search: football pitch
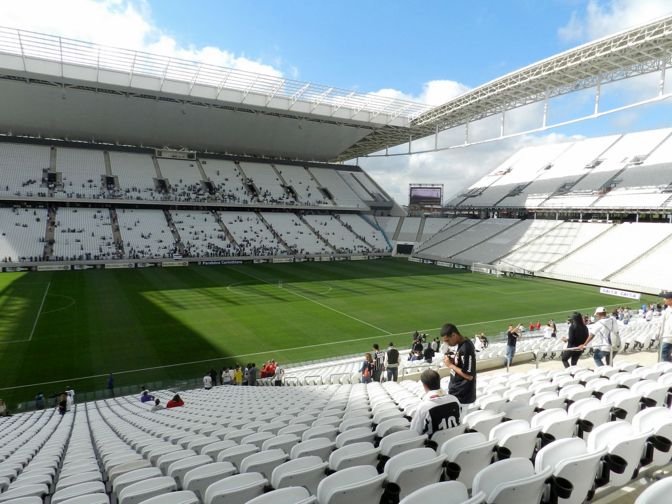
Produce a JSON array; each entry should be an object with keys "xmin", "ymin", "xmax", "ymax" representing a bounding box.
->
[{"xmin": 0, "ymin": 258, "xmax": 651, "ymax": 407}]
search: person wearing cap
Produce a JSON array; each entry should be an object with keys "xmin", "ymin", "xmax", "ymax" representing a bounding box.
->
[
  {"xmin": 659, "ymin": 291, "xmax": 672, "ymax": 362},
  {"xmin": 441, "ymin": 323, "xmax": 476, "ymax": 411},
  {"xmin": 581, "ymin": 306, "xmax": 620, "ymax": 366}
]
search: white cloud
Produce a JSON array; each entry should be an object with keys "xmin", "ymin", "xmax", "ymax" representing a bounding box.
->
[
  {"xmin": 558, "ymin": 0, "xmax": 672, "ymax": 43},
  {"xmin": 0, "ymin": 0, "xmax": 282, "ymax": 76},
  {"xmin": 362, "ymin": 1, "xmax": 672, "ymax": 208},
  {"xmin": 371, "ymin": 79, "xmax": 469, "ymax": 106},
  {"xmin": 359, "ymin": 118, "xmax": 577, "ymax": 205}
]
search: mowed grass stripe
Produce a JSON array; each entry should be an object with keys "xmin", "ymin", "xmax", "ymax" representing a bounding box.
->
[{"xmin": 0, "ymin": 258, "xmax": 653, "ymax": 406}]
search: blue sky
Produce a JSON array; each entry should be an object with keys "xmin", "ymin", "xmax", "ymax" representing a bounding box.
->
[
  {"xmin": 148, "ymin": 0, "xmax": 585, "ymax": 94},
  {"xmin": 2, "ymin": 0, "xmax": 672, "ymax": 203}
]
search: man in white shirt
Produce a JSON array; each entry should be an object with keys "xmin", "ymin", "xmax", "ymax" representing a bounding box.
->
[
  {"xmin": 659, "ymin": 291, "xmax": 672, "ymax": 362},
  {"xmin": 581, "ymin": 307, "xmax": 620, "ymax": 366},
  {"xmin": 203, "ymin": 373, "xmax": 213, "ymax": 390},
  {"xmin": 410, "ymin": 369, "xmax": 461, "ymax": 438}
]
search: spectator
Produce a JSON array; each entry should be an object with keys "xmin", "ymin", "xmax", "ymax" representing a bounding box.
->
[
  {"xmin": 166, "ymin": 394, "xmax": 184, "ymax": 408},
  {"xmin": 562, "ymin": 312, "xmax": 588, "ymax": 368},
  {"xmin": 203, "ymin": 373, "xmax": 213, "ymax": 390},
  {"xmin": 221, "ymin": 367, "xmax": 232, "ymax": 385},
  {"xmin": 581, "ymin": 307, "xmax": 620, "ymax": 366},
  {"xmin": 659, "ymin": 291, "xmax": 672, "ymax": 362},
  {"xmin": 410, "ymin": 370, "xmax": 460, "ymax": 437},
  {"xmin": 274, "ymin": 364, "xmax": 284, "ymax": 386},
  {"xmin": 65, "ymin": 386, "xmax": 74, "ymax": 412},
  {"xmin": 371, "ymin": 344, "xmax": 385, "ymax": 382},
  {"xmin": 441, "ymin": 323, "xmax": 476, "ymax": 413},
  {"xmin": 57, "ymin": 393, "xmax": 68, "ymax": 415},
  {"xmin": 412, "ymin": 336, "xmax": 424, "ymax": 354},
  {"xmin": 474, "ymin": 335, "xmax": 483, "ymax": 352},
  {"xmin": 248, "ymin": 363, "xmax": 257, "ymax": 386},
  {"xmin": 107, "ymin": 374, "xmax": 115, "ymax": 397},
  {"xmin": 140, "ymin": 389, "xmax": 155, "ymax": 403},
  {"xmin": 506, "ymin": 324, "xmax": 519, "ymax": 366},
  {"xmin": 35, "ymin": 393, "xmax": 45, "ymax": 410},
  {"xmin": 423, "ymin": 344, "xmax": 435, "ymax": 363},
  {"xmin": 385, "ymin": 342, "xmax": 400, "ymax": 382},
  {"xmin": 543, "ymin": 322, "xmax": 554, "ymax": 339},
  {"xmin": 234, "ymin": 366, "xmax": 243, "ymax": 385},
  {"xmin": 360, "ymin": 353, "xmax": 373, "ymax": 384},
  {"xmin": 0, "ymin": 399, "xmax": 8, "ymax": 417},
  {"xmin": 151, "ymin": 398, "xmax": 164, "ymax": 411},
  {"xmin": 209, "ymin": 368, "xmax": 218, "ymax": 386}
]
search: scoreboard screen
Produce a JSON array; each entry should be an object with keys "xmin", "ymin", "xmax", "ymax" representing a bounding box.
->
[{"xmin": 409, "ymin": 186, "xmax": 442, "ymax": 205}]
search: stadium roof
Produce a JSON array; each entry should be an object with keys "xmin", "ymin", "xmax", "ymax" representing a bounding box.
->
[
  {"xmin": 338, "ymin": 14, "xmax": 672, "ymax": 161},
  {"xmin": 0, "ymin": 26, "xmax": 430, "ymax": 161},
  {"xmin": 1, "ymin": 16, "xmax": 672, "ymax": 163}
]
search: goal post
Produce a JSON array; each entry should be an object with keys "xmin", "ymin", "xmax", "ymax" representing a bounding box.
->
[{"xmin": 471, "ymin": 262, "xmax": 502, "ymax": 277}]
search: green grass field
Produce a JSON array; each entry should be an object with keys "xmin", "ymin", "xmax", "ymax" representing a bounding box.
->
[{"xmin": 0, "ymin": 258, "xmax": 652, "ymax": 407}]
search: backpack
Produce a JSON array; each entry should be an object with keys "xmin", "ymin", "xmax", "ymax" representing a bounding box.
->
[
  {"xmin": 362, "ymin": 363, "xmax": 371, "ymax": 378},
  {"xmin": 607, "ymin": 319, "xmax": 621, "ymax": 350},
  {"xmin": 387, "ymin": 348, "xmax": 399, "ymax": 365}
]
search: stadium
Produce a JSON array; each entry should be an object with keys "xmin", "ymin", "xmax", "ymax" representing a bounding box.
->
[{"xmin": 1, "ymin": 6, "xmax": 672, "ymax": 504}]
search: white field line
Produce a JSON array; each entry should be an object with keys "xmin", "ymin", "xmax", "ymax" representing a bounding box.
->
[
  {"xmin": 1, "ymin": 281, "xmax": 52, "ymax": 344},
  {"xmin": 234, "ymin": 267, "xmax": 392, "ymax": 335},
  {"xmin": 28, "ymin": 281, "xmax": 50, "ymax": 341},
  {"xmin": 0, "ymin": 301, "xmax": 634, "ymax": 391}
]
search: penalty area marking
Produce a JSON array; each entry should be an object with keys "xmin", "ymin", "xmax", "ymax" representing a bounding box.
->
[
  {"xmin": 0, "ymin": 281, "xmax": 51, "ymax": 345},
  {"xmin": 41, "ymin": 294, "xmax": 76, "ymax": 315},
  {"xmin": 234, "ymin": 267, "xmax": 392, "ymax": 335}
]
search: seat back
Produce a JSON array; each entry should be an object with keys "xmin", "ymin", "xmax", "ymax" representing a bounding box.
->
[
  {"xmin": 290, "ymin": 438, "xmax": 335, "ymax": 461},
  {"xmin": 398, "ymin": 481, "xmax": 486, "ymax": 504},
  {"xmin": 167, "ymin": 454, "xmax": 213, "ymax": 489},
  {"xmin": 316, "ymin": 465, "xmax": 385, "ymax": 504},
  {"xmin": 183, "ymin": 462, "xmax": 237, "ymax": 501},
  {"xmin": 239, "ymin": 449, "xmax": 287, "ymax": 479},
  {"xmin": 216, "ymin": 444, "xmax": 259, "ymax": 470},
  {"xmin": 271, "ymin": 456, "xmax": 328, "ymax": 495},
  {"xmin": 431, "ymin": 424, "xmax": 467, "ymax": 450},
  {"xmin": 634, "ymin": 475, "xmax": 672, "ymax": 504},
  {"xmin": 441, "ymin": 433, "xmax": 497, "ymax": 489},
  {"xmin": 587, "ymin": 421, "xmax": 650, "ymax": 487},
  {"xmin": 473, "ymin": 458, "xmax": 551, "ymax": 504},
  {"xmin": 334, "ymin": 427, "xmax": 375, "ymax": 448},
  {"xmin": 203, "ymin": 472, "xmax": 267, "ymax": 504},
  {"xmin": 200, "ymin": 440, "xmax": 237, "ymax": 460},
  {"xmin": 262, "ymin": 434, "xmax": 301, "ymax": 454},
  {"xmin": 379, "ymin": 431, "xmax": 426, "ymax": 458},
  {"xmin": 328, "ymin": 442, "xmax": 379, "ymax": 471},
  {"xmin": 118, "ymin": 476, "xmax": 177, "ymax": 504},
  {"xmin": 384, "ymin": 448, "xmax": 447, "ymax": 499},
  {"xmin": 246, "ymin": 487, "xmax": 315, "ymax": 504}
]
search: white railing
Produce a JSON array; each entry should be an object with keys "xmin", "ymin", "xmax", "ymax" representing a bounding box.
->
[{"xmin": 0, "ymin": 26, "xmax": 431, "ymax": 121}]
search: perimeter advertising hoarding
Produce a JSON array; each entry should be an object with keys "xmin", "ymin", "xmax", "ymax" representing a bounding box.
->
[{"xmin": 409, "ymin": 186, "xmax": 442, "ymax": 206}]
